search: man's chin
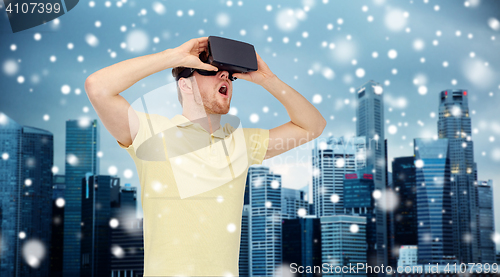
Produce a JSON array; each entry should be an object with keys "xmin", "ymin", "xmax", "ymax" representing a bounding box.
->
[
  {"xmin": 216, "ymin": 105, "xmax": 231, "ymax": 115},
  {"xmin": 217, "ymin": 109, "xmax": 230, "ymax": 115},
  {"xmin": 205, "ymin": 107, "xmax": 230, "ymax": 115}
]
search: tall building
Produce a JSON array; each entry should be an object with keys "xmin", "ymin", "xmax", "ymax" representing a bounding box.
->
[
  {"xmin": 63, "ymin": 119, "xmax": 99, "ymax": 277},
  {"xmin": 343, "ymin": 171, "xmax": 374, "ymax": 212},
  {"xmin": 248, "ymin": 166, "xmax": 282, "ymax": 277},
  {"xmin": 50, "ymin": 175, "xmax": 66, "ymax": 277},
  {"xmin": 81, "ymin": 175, "xmax": 116, "ymax": 276},
  {"xmin": 437, "ymin": 89, "xmax": 478, "ymax": 263},
  {"xmin": 0, "ymin": 114, "xmax": 53, "ymax": 277},
  {"xmin": 117, "ymin": 183, "xmax": 137, "ymax": 212},
  {"xmin": 110, "ymin": 218, "xmax": 143, "ymax": 277},
  {"xmin": 391, "ymin": 157, "xmax": 418, "ymax": 248},
  {"xmin": 321, "ymin": 215, "xmax": 367, "ymax": 277},
  {"xmin": 355, "ymin": 80, "xmax": 388, "ymax": 266},
  {"xmin": 110, "ymin": 184, "xmax": 144, "ymax": 277},
  {"xmin": 282, "ymin": 216, "xmax": 321, "ymax": 277},
  {"xmin": 281, "ymin": 188, "xmax": 309, "ymax": 219},
  {"xmin": 414, "ymin": 138, "xmax": 454, "ymax": 264},
  {"xmin": 343, "ymin": 170, "xmax": 377, "ymax": 269},
  {"xmin": 476, "ymin": 180, "xmax": 495, "ymax": 263},
  {"xmin": 239, "ymin": 205, "xmax": 250, "ymax": 277},
  {"xmin": 312, "ymin": 136, "xmax": 366, "ymax": 217}
]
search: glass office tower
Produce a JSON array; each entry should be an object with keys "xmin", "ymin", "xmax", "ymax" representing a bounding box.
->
[
  {"xmin": 355, "ymin": 80, "xmax": 388, "ymax": 266},
  {"xmin": 391, "ymin": 156, "xmax": 418, "ymax": 248},
  {"xmin": 414, "ymin": 138, "xmax": 454, "ymax": 264},
  {"xmin": 312, "ymin": 136, "xmax": 366, "ymax": 217},
  {"xmin": 321, "ymin": 215, "xmax": 367, "ymax": 277},
  {"xmin": 110, "ymin": 184, "xmax": 143, "ymax": 277},
  {"xmin": 239, "ymin": 205, "xmax": 250, "ymax": 277},
  {"xmin": 476, "ymin": 180, "xmax": 495, "ymax": 263},
  {"xmin": 437, "ymin": 89, "xmax": 478, "ymax": 263},
  {"xmin": 282, "ymin": 216, "xmax": 321, "ymax": 277},
  {"xmin": 0, "ymin": 114, "xmax": 53, "ymax": 277},
  {"xmin": 343, "ymin": 170, "xmax": 377, "ymax": 269},
  {"xmin": 62, "ymin": 119, "xmax": 99, "ymax": 277},
  {"xmin": 281, "ymin": 188, "xmax": 309, "ymax": 219},
  {"xmin": 80, "ymin": 175, "xmax": 115, "ymax": 276},
  {"xmin": 248, "ymin": 166, "xmax": 282, "ymax": 277}
]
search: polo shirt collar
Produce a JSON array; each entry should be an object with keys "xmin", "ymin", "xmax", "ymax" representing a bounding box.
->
[{"xmin": 171, "ymin": 114, "xmax": 227, "ymax": 139}]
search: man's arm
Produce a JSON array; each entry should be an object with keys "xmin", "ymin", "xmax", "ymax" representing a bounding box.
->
[
  {"xmin": 84, "ymin": 37, "xmax": 217, "ymax": 147},
  {"xmin": 233, "ymin": 53, "xmax": 327, "ymax": 159}
]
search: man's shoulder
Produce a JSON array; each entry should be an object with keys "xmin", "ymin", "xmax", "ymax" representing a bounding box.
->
[{"xmin": 241, "ymin": 127, "xmax": 269, "ymax": 142}]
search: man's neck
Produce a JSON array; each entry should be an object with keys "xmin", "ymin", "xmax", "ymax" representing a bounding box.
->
[{"xmin": 182, "ymin": 111, "xmax": 221, "ymax": 134}]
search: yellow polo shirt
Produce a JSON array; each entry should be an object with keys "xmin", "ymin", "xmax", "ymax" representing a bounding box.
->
[{"xmin": 117, "ymin": 111, "xmax": 269, "ymax": 277}]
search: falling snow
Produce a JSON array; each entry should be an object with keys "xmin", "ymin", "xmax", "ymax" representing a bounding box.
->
[{"xmin": 1, "ymin": 1, "xmax": 500, "ymax": 262}]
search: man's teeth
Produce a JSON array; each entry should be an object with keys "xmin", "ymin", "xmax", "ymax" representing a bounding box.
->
[{"xmin": 220, "ymin": 85, "xmax": 227, "ymax": 95}]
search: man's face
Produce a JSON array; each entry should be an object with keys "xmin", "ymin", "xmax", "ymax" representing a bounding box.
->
[{"xmin": 192, "ymin": 70, "xmax": 233, "ymax": 115}]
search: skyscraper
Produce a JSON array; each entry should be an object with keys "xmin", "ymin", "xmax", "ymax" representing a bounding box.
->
[
  {"xmin": 414, "ymin": 138, "xmax": 454, "ymax": 264},
  {"xmin": 282, "ymin": 216, "xmax": 321, "ymax": 277},
  {"xmin": 50, "ymin": 175, "xmax": 65, "ymax": 277},
  {"xmin": 343, "ymin": 170, "xmax": 377, "ymax": 268},
  {"xmin": 239, "ymin": 205, "xmax": 250, "ymax": 277},
  {"xmin": 355, "ymin": 80, "xmax": 388, "ymax": 266},
  {"xmin": 248, "ymin": 166, "xmax": 282, "ymax": 277},
  {"xmin": 391, "ymin": 157, "xmax": 418, "ymax": 248},
  {"xmin": 356, "ymin": 81, "xmax": 386, "ymax": 189},
  {"xmin": 50, "ymin": 175, "xmax": 66, "ymax": 277},
  {"xmin": 437, "ymin": 89, "xmax": 478, "ymax": 263},
  {"xmin": 321, "ymin": 215, "xmax": 367, "ymax": 276},
  {"xmin": 0, "ymin": 114, "xmax": 54, "ymax": 277},
  {"xmin": 110, "ymin": 184, "xmax": 143, "ymax": 277},
  {"xmin": 476, "ymin": 180, "xmax": 495, "ymax": 263},
  {"xmin": 281, "ymin": 188, "xmax": 309, "ymax": 219},
  {"xmin": 312, "ymin": 136, "xmax": 366, "ymax": 217},
  {"xmin": 81, "ymin": 175, "xmax": 116, "ymax": 276},
  {"xmin": 63, "ymin": 119, "xmax": 99, "ymax": 277}
]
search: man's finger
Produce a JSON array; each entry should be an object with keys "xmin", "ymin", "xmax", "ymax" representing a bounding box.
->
[
  {"xmin": 195, "ymin": 37, "xmax": 209, "ymax": 43},
  {"xmin": 232, "ymin": 73, "xmax": 248, "ymax": 80},
  {"xmin": 200, "ymin": 64, "xmax": 218, "ymax": 71}
]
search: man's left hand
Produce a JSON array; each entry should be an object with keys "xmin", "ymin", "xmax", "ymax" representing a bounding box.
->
[{"xmin": 232, "ymin": 52, "xmax": 276, "ymax": 86}]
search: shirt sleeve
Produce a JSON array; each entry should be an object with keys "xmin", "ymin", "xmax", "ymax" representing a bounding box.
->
[
  {"xmin": 116, "ymin": 110, "xmax": 153, "ymax": 158},
  {"xmin": 243, "ymin": 128, "xmax": 270, "ymax": 165}
]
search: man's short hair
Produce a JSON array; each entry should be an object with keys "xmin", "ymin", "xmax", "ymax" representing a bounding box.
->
[{"xmin": 172, "ymin": 67, "xmax": 187, "ymax": 107}]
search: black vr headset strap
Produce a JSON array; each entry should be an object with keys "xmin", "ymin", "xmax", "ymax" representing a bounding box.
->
[{"xmin": 176, "ymin": 68, "xmax": 195, "ymax": 81}]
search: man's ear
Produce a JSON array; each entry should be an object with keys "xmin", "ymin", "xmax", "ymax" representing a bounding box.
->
[{"xmin": 179, "ymin": 78, "xmax": 193, "ymax": 94}]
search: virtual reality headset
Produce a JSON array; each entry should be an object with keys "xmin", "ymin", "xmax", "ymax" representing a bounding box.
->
[{"xmin": 175, "ymin": 36, "xmax": 258, "ymax": 81}]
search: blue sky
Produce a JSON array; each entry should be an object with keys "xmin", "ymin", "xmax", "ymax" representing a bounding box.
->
[{"xmin": 1, "ymin": 0, "xmax": 500, "ymax": 240}]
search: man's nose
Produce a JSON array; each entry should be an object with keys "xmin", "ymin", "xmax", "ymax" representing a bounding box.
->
[{"xmin": 218, "ymin": 70, "xmax": 230, "ymax": 80}]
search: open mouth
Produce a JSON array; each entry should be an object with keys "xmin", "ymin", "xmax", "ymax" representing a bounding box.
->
[{"xmin": 219, "ymin": 84, "xmax": 228, "ymax": 96}]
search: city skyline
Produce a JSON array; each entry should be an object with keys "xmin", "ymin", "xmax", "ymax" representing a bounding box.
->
[{"xmin": 0, "ymin": 112, "xmax": 497, "ymax": 275}]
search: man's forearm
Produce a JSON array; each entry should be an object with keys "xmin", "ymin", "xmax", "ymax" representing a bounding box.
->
[
  {"xmin": 262, "ymin": 76, "xmax": 326, "ymax": 134},
  {"xmin": 86, "ymin": 49, "xmax": 179, "ymax": 97}
]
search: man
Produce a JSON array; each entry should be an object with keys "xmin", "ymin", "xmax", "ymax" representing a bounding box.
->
[{"xmin": 85, "ymin": 37, "xmax": 326, "ymax": 276}]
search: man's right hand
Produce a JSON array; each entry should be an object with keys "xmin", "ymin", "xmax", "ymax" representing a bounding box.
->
[{"xmin": 170, "ymin": 37, "xmax": 219, "ymax": 71}]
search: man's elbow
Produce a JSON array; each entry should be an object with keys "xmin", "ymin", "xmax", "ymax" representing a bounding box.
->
[
  {"xmin": 310, "ymin": 118, "xmax": 327, "ymax": 139},
  {"xmin": 84, "ymin": 74, "xmax": 100, "ymax": 98}
]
